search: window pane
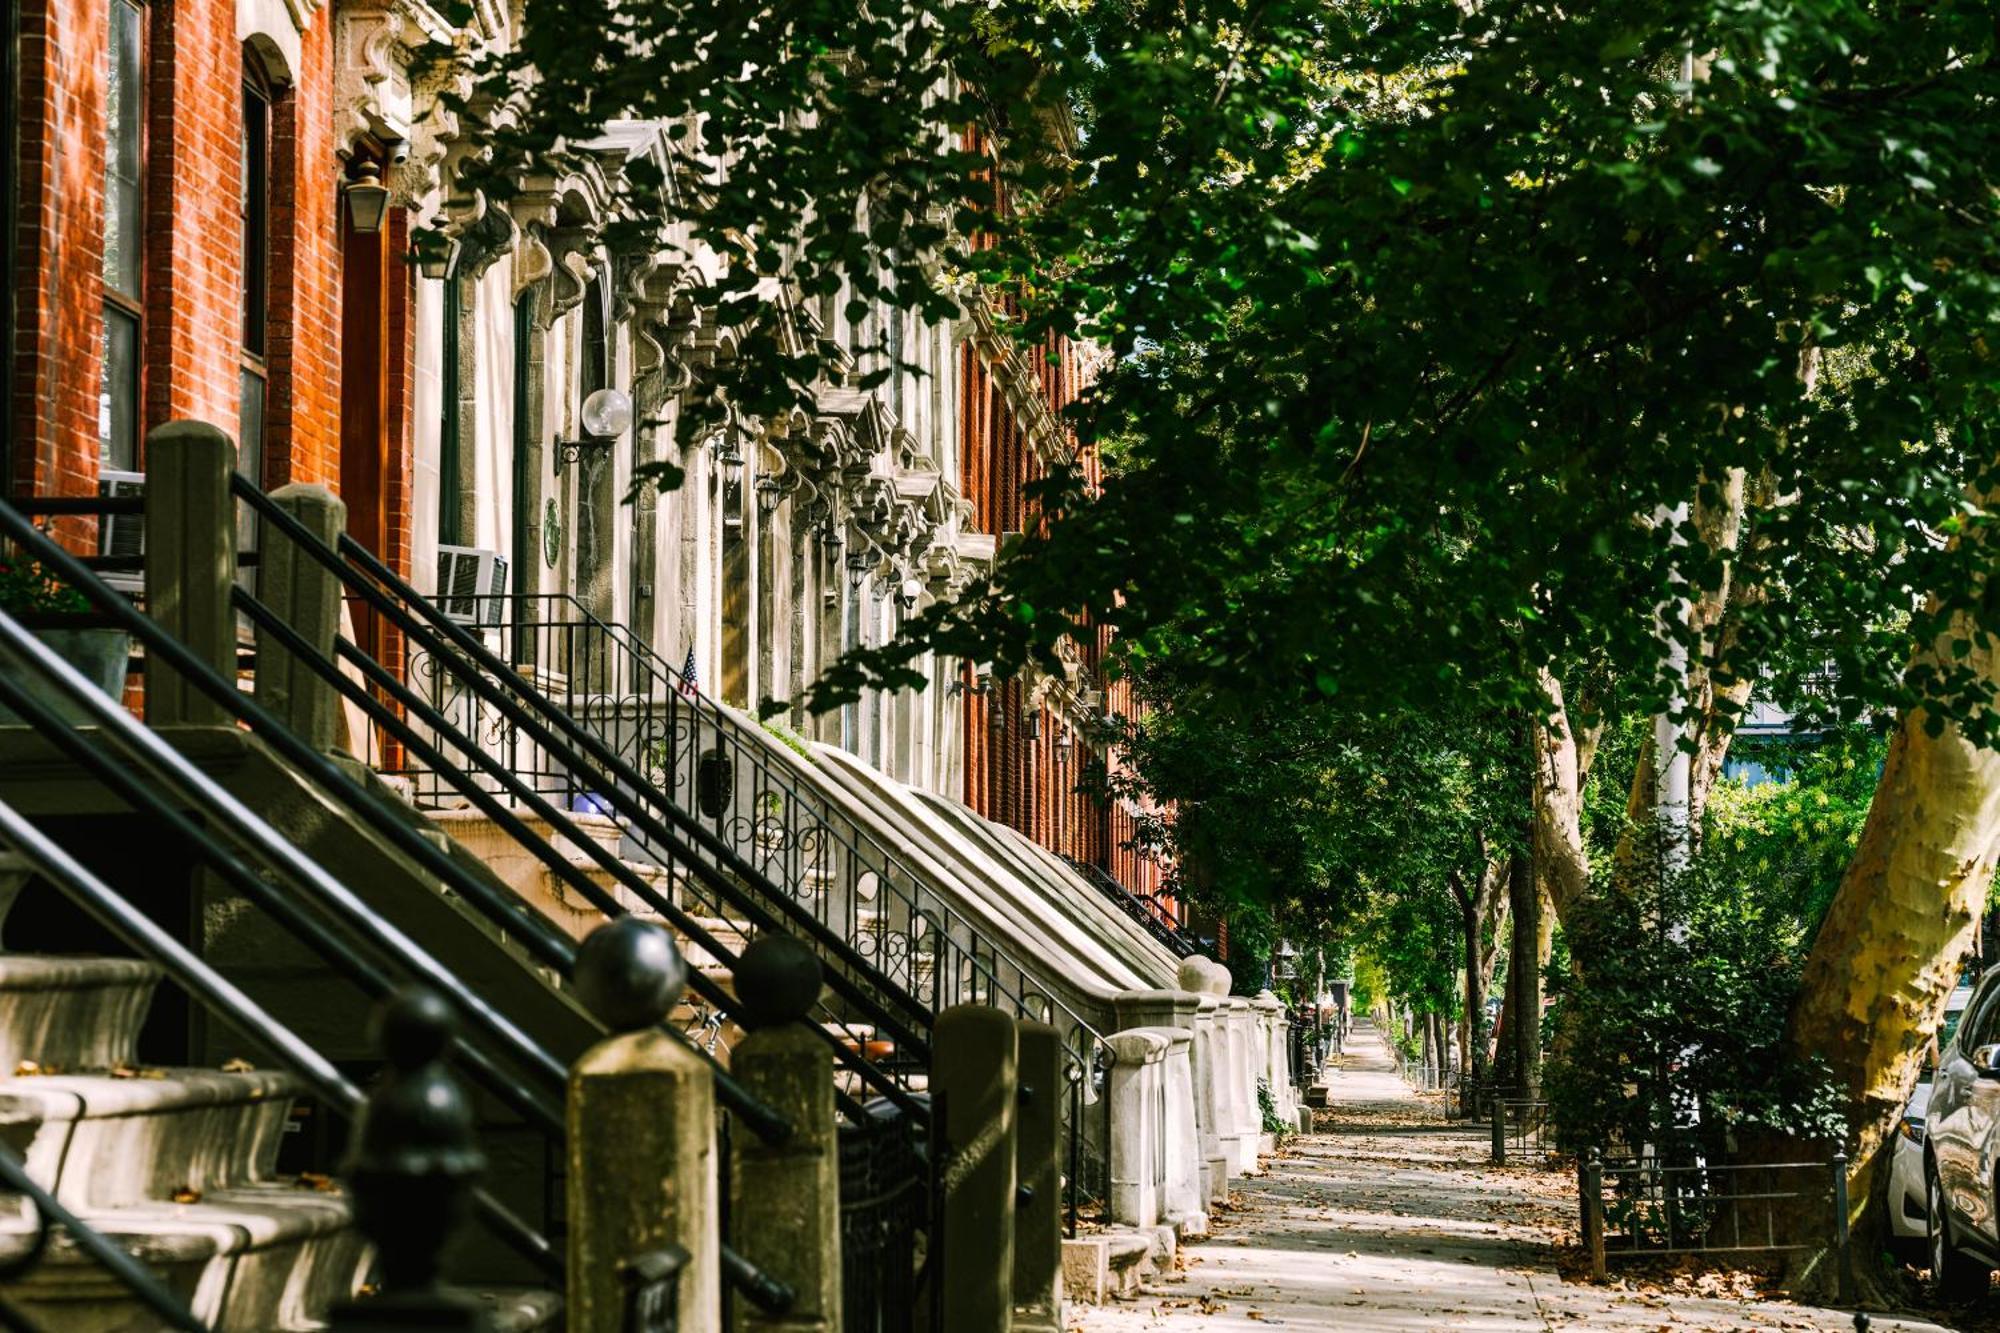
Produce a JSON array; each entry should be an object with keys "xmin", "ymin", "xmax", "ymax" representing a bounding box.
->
[
  {"xmin": 238, "ymin": 368, "xmax": 265, "ymax": 487},
  {"xmin": 241, "ymin": 77, "xmax": 269, "ymax": 355},
  {"xmin": 104, "ymin": 0, "xmax": 143, "ymax": 299},
  {"xmin": 99, "ymin": 305, "xmax": 139, "ymax": 470}
]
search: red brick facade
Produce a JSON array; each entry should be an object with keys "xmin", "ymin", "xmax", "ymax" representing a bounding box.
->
[
  {"xmin": 11, "ymin": 0, "xmax": 108, "ymax": 497},
  {"xmin": 10, "ymin": 0, "xmax": 343, "ymax": 502},
  {"xmin": 957, "ymin": 330, "xmax": 1171, "ymax": 908}
]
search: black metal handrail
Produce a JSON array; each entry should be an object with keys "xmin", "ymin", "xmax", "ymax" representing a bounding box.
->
[
  {"xmin": 0, "ymin": 612, "xmax": 560, "ymax": 1272},
  {"xmin": 231, "ymin": 484, "xmax": 939, "ymax": 1072},
  {"xmin": 0, "ymin": 499, "xmax": 792, "ymax": 1145},
  {"xmin": 0, "ymin": 590, "xmax": 803, "ymax": 1310},
  {"xmin": 1061, "ymin": 854, "xmax": 1200, "ymax": 958},
  {"xmin": 233, "ymin": 584, "xmax": 906, "ymax": 1123},
  {"xmin": 420, "ymin": 586, "xmax": 1108, "ymax": 1057}
]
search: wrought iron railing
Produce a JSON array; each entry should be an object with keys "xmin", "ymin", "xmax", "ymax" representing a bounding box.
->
[
  {"xmin": 1489, "ymin": 1098, "xmax": 1552, "ymax": 1165},
  {"xmin": 222, "ymin": 484, "xmax": 927, "ymax": 1120},
  {"xmin": 1061, "ymin": 854, "xmax": 1200, "ymax": 958},
  {"xmin": 838, "ymin": 1110, "xmax": 927, "ymax": 1333},
  {"xmin": 443, "ymin": 595, "xmax": 1107, "ymax": 1042},
  {"xmin": 0, "ymin": 562, "xmax": 805, "ymax": 1315}
]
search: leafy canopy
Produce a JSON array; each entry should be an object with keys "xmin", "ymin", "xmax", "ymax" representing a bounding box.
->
[{"xmin": 445, "ymin": 0, "xmax": 2000, "ymax": 733}]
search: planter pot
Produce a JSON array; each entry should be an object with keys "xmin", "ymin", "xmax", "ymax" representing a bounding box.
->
[{"xmin": 0, "ymin": 626, "xmax": 132, "ymax": 726}]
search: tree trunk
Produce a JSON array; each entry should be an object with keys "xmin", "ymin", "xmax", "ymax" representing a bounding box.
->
[
  {"xmin": 1453, "ymin": 849, "xmax": 1508, "ymax": 1090},
  {"xmin": 1780, "ymin": 686, "xmax": 2000, "ymax": 1292},
  {"xmin": 1532, "ymin": 670, "xmax": 1594, "ymax": 925},
  {"xmin": 1507, "ymin": 848, "xmax": 1543, "ymax": 1096},
  {"xmin": 1461, "ymin": 891, "xmax": 1481, "ymax": 1081}
]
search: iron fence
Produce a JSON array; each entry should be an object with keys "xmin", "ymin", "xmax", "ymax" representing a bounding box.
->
[
  {"xmin": 1489, "ymin": 1098, "xmax": 1552, "ymax": 1164},
  {"xmin": 838, "ymin": 1109, "xmax": 927, "ymax": 1333},
  {"xmin": 1578, "ymin": 1149, "xmax": 1853, "ymax": 1300}
]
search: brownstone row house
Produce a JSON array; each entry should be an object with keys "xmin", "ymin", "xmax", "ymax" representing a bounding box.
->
[{"xmin": 0, "ymin": 4, "xmax": 1246, "ymax": 1324}]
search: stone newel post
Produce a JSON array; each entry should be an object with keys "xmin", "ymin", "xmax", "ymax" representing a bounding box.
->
[
  {"xmin": 144, "ymin": 421, "xmax": 236, "ymax": 727},
  {"xmin": 935, "ymin": 1004, "xmax": 1020, "ymax": 1333},
  {"xmin": 727, "ymin": 934, "xmax": 841, "ymax": 1333},
  {"xmin": 255, "ymin": 483, "xmax": 346, "ymax": 752},
  {"xmin": 1012, "ymin": 1021, "xmax": 1063, "ymax": 1333},
  {"xmin": 1114, "ymin": 984, "xmax": 1208, "ymax": 1236},
  {"xmin": 567, "ymin": 917, "xmax": 719, "ymax": 1332}
]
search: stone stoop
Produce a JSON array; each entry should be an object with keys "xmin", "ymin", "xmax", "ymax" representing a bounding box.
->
[
  {"xmin": 0, "ymin": 954, "xmax": 369, "ymax": 1330},
  {"xmin": 1060, "ymin": 1230, "xmax": 1154, "ymax": 1304},
  {"xmin": 425, "ymin": 807, "xmax": 745, "ymax": 976},
  {"xmin": 1061, "ymin": 1221, "xmax": 1181, "ymax": 1306}
]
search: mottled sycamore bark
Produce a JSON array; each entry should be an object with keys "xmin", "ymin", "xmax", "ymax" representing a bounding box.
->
[{"xmin": 1783, "ymin": 643, "xmax": 2000, "ymax": 1285}]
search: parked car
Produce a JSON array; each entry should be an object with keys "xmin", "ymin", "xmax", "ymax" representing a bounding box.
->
[
  {"xmin": 1921, "ymin": 971, "xmax": 2000, "ymax": 1296},
  {"xmin": 1886, "ymin": 982, "xmax": 1971, "ymax": 1258}
]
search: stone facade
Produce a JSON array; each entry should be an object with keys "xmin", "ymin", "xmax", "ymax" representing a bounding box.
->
[{"xmin": 8, "ymin": 0, "xmax": 1173, "ymax": 948}]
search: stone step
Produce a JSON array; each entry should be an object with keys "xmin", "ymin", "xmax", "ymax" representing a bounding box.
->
[
  {"xmin": 1060, "ymin": 1229, "xmax": 1154, "ymax": 1304},
  {"xmin": 0, "ymin": 956, "xmax": 163, "ymax": 1075},
  {"xmin": 479, "ymin": 1286, "xmax": 565, "ymax": 1331},
  {"xmin": 1, "ymin": 1069, "xmax": 302, "ymax": 1209},
  {"xmin": 0, "ymin": 1183, "xmax": 362, "ymax": 1331}
]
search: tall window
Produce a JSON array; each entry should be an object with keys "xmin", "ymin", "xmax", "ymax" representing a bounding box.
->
[
  {"xmin": 100, "ymin": 0, "xmax": 145, "ymax": 471},
  {"xmin": 438, "ymin": 275, "xmax": 463, "ymax": 545},
  {"xmin": 239, "ymin": 55, "xmax": 271, "ymax": 491}
]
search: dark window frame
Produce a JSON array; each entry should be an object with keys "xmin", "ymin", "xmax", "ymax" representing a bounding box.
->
[
  {"xmin": 100, "ymin": 0, "xmax": 148, "ymax": 472},
  {"xmin": 239, "ymin": 50, "xmax": 272, "ymax": 491}
]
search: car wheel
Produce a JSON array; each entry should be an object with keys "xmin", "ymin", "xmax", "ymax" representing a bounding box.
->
[{"xmin": 1930, "ymin": 1158, "xmax": 1992, "ymax": 1302}]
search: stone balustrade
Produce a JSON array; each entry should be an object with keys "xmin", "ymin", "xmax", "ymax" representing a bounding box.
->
[{"xmin": 1099, "ymin": 953, "xmax": 1298, "ymax": 1245}]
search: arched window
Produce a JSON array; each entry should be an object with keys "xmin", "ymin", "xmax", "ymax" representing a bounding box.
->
[{"xmin": 239, "ymin": 52, "xmax": 272, "ymax": 491}]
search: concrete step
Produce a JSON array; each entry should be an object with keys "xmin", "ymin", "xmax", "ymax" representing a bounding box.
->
[
  {"xmin": 0, "ymin": 1183, "xmax": 362, "ymax": 1331},
  {"xmin": 0, "ymin": 1069, "xmax": 302, "ymax": 1209},
  {"xmin": 0, "ymin": 956, "xmax": 162, "ymax": 1075},
  {"xmin": 479, "ymin": 1286, "xmax": 565, "ymax": 1331},
  {"xmin": 1060, "ymin": 1228, "xmax": 1154, "ymax": 1304}
]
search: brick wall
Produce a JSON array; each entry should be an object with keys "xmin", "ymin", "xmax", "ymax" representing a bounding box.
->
[
  {"xmin": 958, "ymin": 310, "xmax": 1170, "ymax": 904},
  {"xmin": 11, "ymin": 0, "xmax": 344, "ymax": 502},
  {"xmin": 144, "ymin": 0, "xmax": 245, "ymax": 436},
  {"xmin": 11, "ymin": 0, "xmax": 107, "ymax": 498},
  {"xmin": 265, "ymin": 20, "xmax": 340, "ymax": 489}
]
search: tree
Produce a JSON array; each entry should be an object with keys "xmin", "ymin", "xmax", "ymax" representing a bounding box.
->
[{"xmin": 453, "ymin": 0, "xmax": 2000, "ymax": 1284}]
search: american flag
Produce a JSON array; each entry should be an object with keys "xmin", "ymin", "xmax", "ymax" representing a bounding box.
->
[{"xmin": 680, "ymin": 645, "xmax": 700, "ymax": 697}]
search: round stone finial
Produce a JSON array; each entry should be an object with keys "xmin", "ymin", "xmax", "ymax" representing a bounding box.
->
[
  {"xmin": 1175, "ymin": 958, "xmax": 1209, "ymax": 994},
  {"xmin": 732, "ymin": 933, "xmax": 824, "ymax": 1029},
  {"xmin": 1201, "ymin": 958, "xmax": 1232, "ymax": 996},
  {"xmin": 575, "ymin": 917, "xmax": 689, "ymax": 1033},
  {"xmin": 376, "ymin": 986, "xmax": 456, "ymax": 1072}
]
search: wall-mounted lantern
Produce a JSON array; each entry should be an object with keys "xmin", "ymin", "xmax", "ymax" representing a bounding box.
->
[
  {"xmin": 1023, "ymin": 710, "xmax": 1042, "ymax": 742},
  {"xmin": 1055, "ymin": 727, "xmax": 1073, "ymax": 763},
  {"xmin": 555, "ymin": 388, "xmax": 633, "ymax": 470},
  {"xmin": 755, "ymin": 474, "xmax": 784, "ymax": 514},
  {"xmin": 707, "ymin": 431, "xmax": 746, "ymax": 487},
  {"xmin": 343, "ymin": 160, "xmax": 390, "ymax": 235},
  {"xmin": 896, "ymin": 576, "xmax": 922, "ymax": 612},
  {"xmin": 846, "ymin": 548, "xmax": 872, "ymax": 589}
]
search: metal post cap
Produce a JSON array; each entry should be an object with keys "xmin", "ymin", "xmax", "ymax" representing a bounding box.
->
[
  {"xmin": 350, "ymin": 988, "xmax": 483, "ymax": 1182},
  {"xmin": 575, "ymin": 917, "xmax": 689, "ymax": 1033},
  {"xmin": 731, "ymin": 933, "xmax": 823, "ymax": 1029}
]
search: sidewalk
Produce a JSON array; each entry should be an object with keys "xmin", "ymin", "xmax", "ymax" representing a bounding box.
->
[{"xmin": 1066, "ymin": 1022, "xmax": 1950, "ymax": 1332}]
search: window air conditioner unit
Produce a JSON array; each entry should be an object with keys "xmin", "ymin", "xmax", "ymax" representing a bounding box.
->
[
  {"xmin": 435, "ymin": 545, "xmax": 508, "ymax": 628},
  {"xmin": 99, "ymin": 470, "xmax": 146, "ymax": 592}
]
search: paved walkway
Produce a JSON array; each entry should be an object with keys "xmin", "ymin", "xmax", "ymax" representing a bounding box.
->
[{"xmin": 1068, "ymin": 1023, "xmax": 1952, "ymax": 1332}]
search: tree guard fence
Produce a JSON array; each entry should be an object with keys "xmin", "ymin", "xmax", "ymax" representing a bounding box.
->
[{"xmin": 1577, "ymin": 1149, "xmax": 1854, "ymax": 1303}]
